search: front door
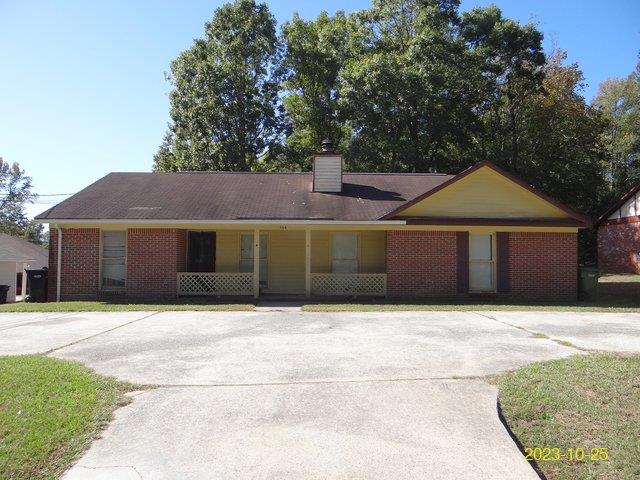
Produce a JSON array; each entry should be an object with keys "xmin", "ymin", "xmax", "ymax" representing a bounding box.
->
[
  {"xmin": 188, "ymin": 232, "xmax": 215, "ymax": 272},
  {"xmin": 240, "ymin": 233, "xmax": 268, "ymax": 285}
]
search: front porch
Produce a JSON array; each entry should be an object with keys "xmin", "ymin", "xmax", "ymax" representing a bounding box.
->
[{"xmin": 177, "ymin": 229, "xmax": 387, "ymax": 298}]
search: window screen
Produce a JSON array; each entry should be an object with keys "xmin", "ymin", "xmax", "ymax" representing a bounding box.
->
[
  {"xmin": 332, "ymin": 233, "xmax": 358, "ymax": 273},
  {"xmin": 469, "ymin": 234, "xmax": 494, "ymax": 292},
  {"xmin": 102, "ymin": 231, "xmax": 126, "ymax": 289}
]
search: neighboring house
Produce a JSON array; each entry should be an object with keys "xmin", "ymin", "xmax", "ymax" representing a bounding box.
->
[
  {"xmin": 35, "ymin": 143, "xmax": 590, "ymax": 302},
  {"xmin": 595, "ymin": 182, "xmax": 640, "ymax": 274},
  {"xmin": 0, "ymin": 233, "xmax": 48, "ymax": 302}
]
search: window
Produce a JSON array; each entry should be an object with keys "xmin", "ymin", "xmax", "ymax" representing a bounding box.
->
[
  {"xmin": 240, "ymin": 233, "xmax": 268, "ymax": 284},
  {"xmin": 469, "ymin": 233, "xmax": 495, "ymax": 292},
  {"xmin": 187, "ymin": 232, "xmax": 215, "ymax": 272},
  {"xmin": 102, "ymin": 231, "xmax": 126, "ymax": 289},
  {"xmin": 332, "ymin": 233, "xmax": 358, "ymax": 273}
]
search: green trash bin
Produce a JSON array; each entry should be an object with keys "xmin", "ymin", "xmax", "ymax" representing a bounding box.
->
[{"xmin": 579, "ymin": 267, "xmax": 599, "ymax": 300}]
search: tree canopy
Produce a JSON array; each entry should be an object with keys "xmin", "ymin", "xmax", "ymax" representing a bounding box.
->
[
  {"xmin": 0, "ymin": 158, "xmax": 45, "ymax": 245},
  {"xmin": 154, "ymin": 0, "xmax": 281, "ymax": 172},
  {"xmin": 154, "ymin": 0, "xmax": 634, "ymax": 220},
  {"xmin": 593, "ymin": 59, "xmax": 640, "ymax": 194}
]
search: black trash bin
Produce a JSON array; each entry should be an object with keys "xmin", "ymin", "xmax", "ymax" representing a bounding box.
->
[
  {"xmin": 25, "ymin": 268, "xmax": 48, "ymax": 302},
  {"xmin": 0, "ymin": 285, "xmax": 9, "ymax": 304}
]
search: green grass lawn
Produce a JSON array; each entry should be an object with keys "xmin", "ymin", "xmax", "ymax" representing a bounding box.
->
[
  {"xmin": 301, "ymin": 300, "xmax": 640, "ymax": 312},
  {"xmin": 494, "ymin": 353, "xmax": 640, "ymax": 480},
  {"xmin": 303, "ymin": 274, "xmax": 640, "ymax": 312},
  {"xmin": 0, "ymin": 355, "xmax": 139, "ymax": 480},
  {"xmin": 0, "ymin": 299, "xmax": 255, "ymax": 312}
]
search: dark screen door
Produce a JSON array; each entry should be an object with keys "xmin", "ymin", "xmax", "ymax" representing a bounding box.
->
[{"xmin": 188, "ymin": 232, "xmax": 215, "ymax": 272}]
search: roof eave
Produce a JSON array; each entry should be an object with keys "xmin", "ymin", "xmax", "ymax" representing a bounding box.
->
[
  {"xmin": 594, "ymin": 182, "xmax": 640, "ymax": 227},
  {"xmin": 34, "ymin": 218, "xmax": 408, "ymax": 225},
  {"xmin": 403, "ymin": 217, "xmax": 588, "ymax": 228}
]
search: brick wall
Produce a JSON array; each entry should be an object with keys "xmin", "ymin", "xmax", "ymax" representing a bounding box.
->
[
  {"xmin": 597, "ymin": 222, "xmax": 640, "ymax": 274},
  {"xmin": 48, "ymin": 228, "xmax": 187, "ymax": 301},
  {"xmin": 386, "ymin": 231, "xmax": 458, "ymax": 297},
  {"xmin": 127, "ymin": 229, "xmax": 186, "ymax": 297},
  {"xmin": 386, "ymin": 230, "xmax": 578, "ymax": 301},
  {"xmin": 48, "ymin": 228, "xmax": 100, "ymax": 300},
  {"xmin": 507, "ymin": 232, "xmax": 578, "ymax": 301}
]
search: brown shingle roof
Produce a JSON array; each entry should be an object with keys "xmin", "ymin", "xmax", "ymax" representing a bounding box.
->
[
  {"xmin": 0, "ymin": 233, "xmax": 48, "ymax": 263},
  {"xmin": 35, "ymin": 172, "xmax": 453, "ymax": 221}
]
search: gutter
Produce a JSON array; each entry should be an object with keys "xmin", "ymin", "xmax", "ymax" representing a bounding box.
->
[
  {"xmin": 35, "ymin": 219, "xmax": 408, "ymax": 226},
  {"xmin": 56, "ymin": 225, "xmax": 61, "ymax": 302}
]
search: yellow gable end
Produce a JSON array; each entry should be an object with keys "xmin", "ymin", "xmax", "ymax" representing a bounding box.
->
[{"xmin": 398, "ymin": 166, "xmax": 569, "ymax": 218}]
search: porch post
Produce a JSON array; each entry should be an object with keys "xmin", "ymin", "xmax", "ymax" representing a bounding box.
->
[
  {"xmin": 305, "ymin": 229, "xmax": 311, "ymax": 297},
  {"xmin": 20, "ymin": 263, "xmax": 27, "ymax": 301},
  {"xmin": 253, "ymin": 229, "xmax": 260, "ymax": 298}
]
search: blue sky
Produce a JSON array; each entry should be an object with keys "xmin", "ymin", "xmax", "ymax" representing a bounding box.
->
[{"xmin": 1, "ymin": 0, "xmax": 638, "ymax": 219}]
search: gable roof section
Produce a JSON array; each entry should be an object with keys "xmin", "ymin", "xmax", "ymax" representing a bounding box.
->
[
  {"xmin": 381, "ymin": 161, "xmax": 590, "ymax": 227},
  {"xmin": 594, "ymin": 182, "xmax": 640, "ymax": 227},
  {"xmin": 35, "ymin": 172, "xmax": 453, "ymax": 222},
  {"xmin": 0, "ymin": 233, "xmax": 48, "ymax": 263}
]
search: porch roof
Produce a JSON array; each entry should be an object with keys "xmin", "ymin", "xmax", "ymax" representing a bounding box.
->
[{"xmin": 35, "ymin": 172, "xmax": 453, "ymax": 222}]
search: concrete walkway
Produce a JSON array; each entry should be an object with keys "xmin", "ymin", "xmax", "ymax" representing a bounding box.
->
[{"xmin": 1, "ymin": 310, "xmax": 638, "ymax": 479}]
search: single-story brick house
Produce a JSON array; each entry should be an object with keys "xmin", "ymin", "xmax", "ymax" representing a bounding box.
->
[
  {"xmin": 595, "ymin": 182, "xmax": 640, "ymax": 274},
  {"xmin": 35, "ymin": 143, "xmax": 590, "ymax": 302}
]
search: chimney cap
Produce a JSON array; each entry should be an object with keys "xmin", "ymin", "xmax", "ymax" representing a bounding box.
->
[{"xmin": 321, "ymin": 139, "xmax": 334, "ymax": 153}]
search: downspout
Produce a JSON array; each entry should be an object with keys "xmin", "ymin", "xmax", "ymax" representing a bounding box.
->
[{"xmin": 56, "ymin": 225, "xmax": 62, "ymax": 302}]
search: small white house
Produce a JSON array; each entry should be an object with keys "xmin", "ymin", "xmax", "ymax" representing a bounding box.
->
[{"xmin": 0, "ymin": 233, "xmax": 48, "ymax": 303}]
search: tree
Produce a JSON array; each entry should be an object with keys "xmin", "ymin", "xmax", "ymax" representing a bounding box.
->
[
  {"xmin": 154, "ymin": 0, "xmax": 281, "ymax": 172},
  {"xmin": 0, "ymin": 158, "xmax": 44, "ymax": 244},
  {"xmin": 511, "ymin": 51, "xmax": 607, "ymax": 216},
  {"xmin": 338, "ymin": 0, "xmax": 484, "ymax": 173},
  {"xmin": 279, "ymin": 11, "xmax": 353, "ymax": 170},
  {"xmin": 460, "ymin": 5, "xmax": 546, "ymax": 170},
  {"xmin": 593, "ymin": 58, "xmax": 640, "ymax": 193}
]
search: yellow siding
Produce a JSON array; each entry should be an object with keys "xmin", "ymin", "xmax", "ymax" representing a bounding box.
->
[
  {"xmin": 310, "ymin": 231, "xmax": 386, "ymax": 273},
  {"xmin": 360, "ymin": 231, "xmax": 386, "ymax": 273},
  {"xmin": 266, "ymin": 230, "xmax": 305, "ymax": 294},
  {"xmin": 399, "ymin": 166, "xmax": 569, "ymax": 219},
  {"xmin": 213, "ymin": 229, "xmax": 385, "ymax": 289},
  {"xmin": 311, "ymin": 231, "xmax": 331, "ymax": 273},
  {"xmin": 215, "ymin": 231, "xmax": 240, "ymax": 272}
]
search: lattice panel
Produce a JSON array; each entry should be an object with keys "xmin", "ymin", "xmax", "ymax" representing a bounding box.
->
[
  {"xmin": 311, "ymin": 274, "xmax": 387, "ymax": 297},
  {"xmin": 177, "ymin": 273, "xmax": 253, "ymax": 296}
]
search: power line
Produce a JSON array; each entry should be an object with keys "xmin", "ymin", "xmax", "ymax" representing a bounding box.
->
[
  {"xmin": 33, "ymin": 193, "xmax": 75, "ymax": 196},
  {"xmin": 0, "ymin": 193, "xmax": 75, "ymax": 198}
]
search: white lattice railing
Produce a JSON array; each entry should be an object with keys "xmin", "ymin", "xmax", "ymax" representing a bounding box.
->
[
  {"xmin": 311, "ymin": 273, "xmax": 387, "ymax": 297},
  {"xmin": 177, "ymin": 272, "xmax": 253, "ymax": 296}
]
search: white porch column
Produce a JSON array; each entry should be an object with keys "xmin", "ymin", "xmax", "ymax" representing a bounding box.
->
[
  {"xmin": 305, "ymin": 229, "xmax": 311, "ymax": 298},
  {"xmin": 56, "ymin": 225, "xmax": 62, "ymax": 302},
  {"xmin": 20, "ymin": 263, "xmax": 27, "ymax": 300},
  {"xmin": 253, "ymin": 229, "xmax": 260, "ymax": 298}
]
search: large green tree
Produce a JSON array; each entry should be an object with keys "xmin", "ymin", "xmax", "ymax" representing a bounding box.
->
[
  {"xmin": 593, "ymin": 59, "xmax": 640, "ymax": 193},
  {"xmin": 278, "ymin": 11, "xmax": 353, "ymax": 170},
  {"xmin": 154, "ymin": 0, "xmax": 281, "ymax": 172},
  {"xmin": 338, "ymin": 0, "xmax": 484, "ymax": 173},
  {"xmin": 0, "ymin": 158, "xmax": 44, "ymax": 244},
  {"xmin": 460, "ymin": 5, "xmax": 546, "ymax": 169},
  {"xmin": 507, "ymin": 51, "xmax": 607, "ymax": 216}
]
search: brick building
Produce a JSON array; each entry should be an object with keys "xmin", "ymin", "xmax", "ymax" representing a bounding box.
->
[
  {"xmin": 36, "ymin": 145, "xmax": 589, "ymax": 302},
  {"xmin": 596, "ymin": 183, "xmax": 640, "ymax": 274}
]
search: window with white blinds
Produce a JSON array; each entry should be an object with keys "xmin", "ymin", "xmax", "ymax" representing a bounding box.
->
[
  {"xmin": 331, "ymin": 233, "xmax": 358, "ymax": 273},
  {"xmin": 469, "ymin": 233, "xmax": 495, "ymax": 292},
  {"xmin": 102, "ymin": 231, "xmax": 126, "ymax": 289}
]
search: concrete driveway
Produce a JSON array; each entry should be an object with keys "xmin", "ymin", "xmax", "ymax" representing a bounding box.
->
[{"xmin": 1, "ymin": 310, "xmax": 639, "ymax": 480}]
